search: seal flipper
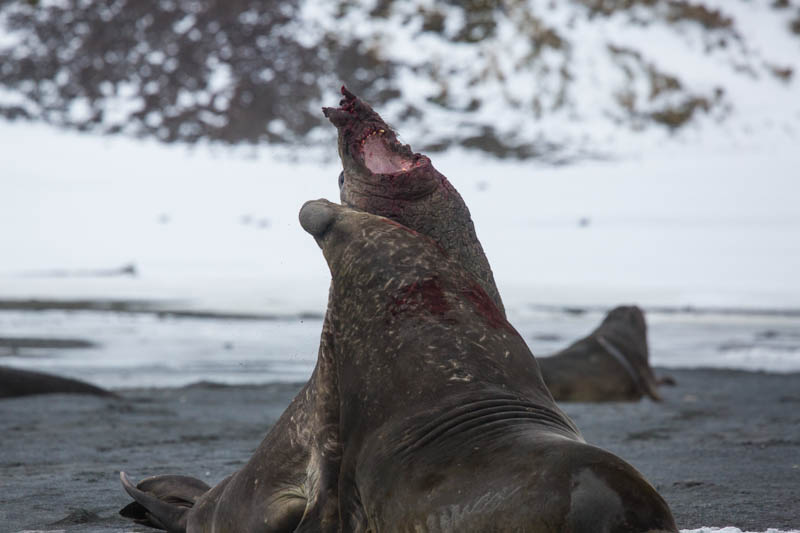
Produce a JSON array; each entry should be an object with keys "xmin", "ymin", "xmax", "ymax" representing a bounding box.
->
[{"xmin": 119, "ymin": 472, "xmax": 209, "ymax": 532}]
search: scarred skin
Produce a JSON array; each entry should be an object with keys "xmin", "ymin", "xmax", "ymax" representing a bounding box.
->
[
  {"xmin": 539, "ymin": 306, "xmax": 675, "ymax": 402},
  {"xmin": 294, "ymin": 199, "xmax": 677, "ymax": 532}
]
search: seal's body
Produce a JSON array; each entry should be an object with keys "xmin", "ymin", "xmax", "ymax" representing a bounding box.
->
[
  {"xmin": 120, "ymin": 360, "xmax": 320, "ymax": 532},
  {"xmin": 293, "ymin": 200, "xmax": 677, "ymax": 532},
  {"xmin": 0, "ymin": 366, "xmax": 114, "ymax": 399},
  {"xmin": 539, "ymin": 306, "xmax": 673, "ymax": 402}
]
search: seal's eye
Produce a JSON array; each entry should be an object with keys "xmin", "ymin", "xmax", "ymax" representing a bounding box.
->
[{"xmin": 338, "ymin": 171, "xmax": 345, "ymax": 189}]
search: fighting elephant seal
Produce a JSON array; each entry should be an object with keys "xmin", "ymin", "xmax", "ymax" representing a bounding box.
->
[
  {"xmin": 119, "ymin": 87, "xmax": 513, "ymax": 533},
  {"xmin": 290, "ymin": 199, "xmax": 677, "ymax": 532},
  {"xmin": 538, "ymin": 306, "xmax": 674, "ymax": 402},
  {"xmin": 323, "ymin": 86, "xmax": 504, "ymax": 315}
]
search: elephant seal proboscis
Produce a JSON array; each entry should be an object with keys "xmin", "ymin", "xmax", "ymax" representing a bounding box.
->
[
  {"xmin": 290, "ymin": 199, "xmax": 678, "ymax": 532},
  {"xmin": 323, "ymin": 86, "xmax": 505, "ymax": 316},
  {"xmin": 539, "ymin": 306, "xmax": 675, "ymax": 402}
]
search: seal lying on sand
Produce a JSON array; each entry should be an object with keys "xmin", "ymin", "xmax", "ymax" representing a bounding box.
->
[
  {"xmin": 290, "ymin": 200, "xmax": 678, "ymax": 531},
  {"xmin": 0, "ymin": 366, "xmax": 114, "ymax": 399},
  {"xmin": 539, "ymin": 306, "xmax": 675, "ymax": 402}
]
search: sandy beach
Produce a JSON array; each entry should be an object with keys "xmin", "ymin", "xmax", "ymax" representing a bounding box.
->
[{"xmin": 1, "ymin": 367, "xmax": 798, "ymax": 532}]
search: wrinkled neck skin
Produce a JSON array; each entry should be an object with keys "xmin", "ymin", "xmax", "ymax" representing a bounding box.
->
[{"xmin": 323, "ymin": 87, "xmax": 506, "ymax": 317}]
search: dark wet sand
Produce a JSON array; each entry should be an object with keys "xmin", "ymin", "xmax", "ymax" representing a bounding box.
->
[{"xmin": 1, "ymin": 368, "xmax": 799, "ymax": 532}]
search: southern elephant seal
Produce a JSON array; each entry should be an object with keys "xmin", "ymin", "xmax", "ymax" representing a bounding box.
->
[
  {"xmin": 323, "ymin": 86, "xmax": 505, "ymax": 315},
  {"xmin": 0, "ymin": 365, "xmax": 114, "ymax": 399},
  {"xmin": 538, "ymin": 306, "xmax": 675, "ymax": 402},
  {"xmin": 119, "ymin": 87, "xmax": 512, "ymax": 533},
  {"xmin": 292, "ymin": 199, "xmax": 678, "ymax": 532}
]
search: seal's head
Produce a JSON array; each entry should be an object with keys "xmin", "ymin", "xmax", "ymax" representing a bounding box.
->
[
  {"xmin": 322, "ymin": 87, "xmax": 505, "ymax": 315},
  {"xmin": 322, "ymin": 87, "xmax": 436, "ymax": 207},
  {"xmin": 299, "ymin": 198, "xmax": 436, "ymax": 284},
  {"xmin": 595, "ymin": 305, "xmax": 663, "ymax": 401}
]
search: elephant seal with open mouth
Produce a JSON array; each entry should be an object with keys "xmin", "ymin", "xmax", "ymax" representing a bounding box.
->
[
  {"xmin": 289, "ymin": 199, "xmax": 677, "ymax": 532},
  {"xmin": 323, "ymin": 86, "xmax": 505, "ymax": 316},
  {"xmin": 119, "ymin": 87, "xmax": 511, "ymax": 533}
]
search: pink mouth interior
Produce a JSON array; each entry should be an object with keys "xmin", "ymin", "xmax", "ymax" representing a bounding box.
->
[{"xmin": 362, "ymin": 134, "xmax": 420, "ymax": 174}]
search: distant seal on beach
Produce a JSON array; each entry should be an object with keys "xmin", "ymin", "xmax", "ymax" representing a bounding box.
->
[
  {"xmin": 539, "ymin": 306, "xmax": 674, "ymax": 402},
  {"xmin": 286, "ymin": 200, "xmax": 678, "ymax": 531},
  {"xmin": 0, "ymin": 366, "xmax": 114, "ymax": 399}
]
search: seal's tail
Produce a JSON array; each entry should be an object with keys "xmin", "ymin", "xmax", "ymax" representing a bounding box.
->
[{"xmin": 119, "ymin": 471, "xmax": 210, "ymax": 532}]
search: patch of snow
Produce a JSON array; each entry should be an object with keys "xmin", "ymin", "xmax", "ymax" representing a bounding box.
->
[
  {"xmin": 67, "ymin": 97, "xmax": 92, "ymax": 123},
  {"xmin": 172, "ymin": 13, "xmax": 196, "ymax": 34},
  {"xmin": 0, "ymin": 120, "xmax": 797, "ymax": 316}
]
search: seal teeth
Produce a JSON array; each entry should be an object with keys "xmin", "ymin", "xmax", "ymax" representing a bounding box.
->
[{"xmin": 357, "ymin": 128, "xmax": 382, "ymax": 147}]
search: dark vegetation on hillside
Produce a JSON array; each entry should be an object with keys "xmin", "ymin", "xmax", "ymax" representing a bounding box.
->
[{"xmin": 0, "ymin": 0, "xmax": 796, "ymax": 157}]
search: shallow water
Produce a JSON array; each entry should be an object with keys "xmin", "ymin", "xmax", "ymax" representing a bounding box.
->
[{"xmin": 1, "ymin": 306, "xmax": 797, "ymax": 389}]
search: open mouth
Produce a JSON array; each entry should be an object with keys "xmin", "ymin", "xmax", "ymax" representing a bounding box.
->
[
  {"xmin": 323, "ymin": 87, "xmax": 428, "ymax": 176},
  {"xmin": 358, "ymin": 129, "xmax": 425, "ymax": 175}
]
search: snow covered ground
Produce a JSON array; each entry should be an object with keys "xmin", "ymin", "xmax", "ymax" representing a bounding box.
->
[
  {"xmin": 1, "ymin": 120, "xmax": 798, "ymax": 385},
  {"xmin": 2, "ymin": 120, "xmax": 798, "ymax": 313}
]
